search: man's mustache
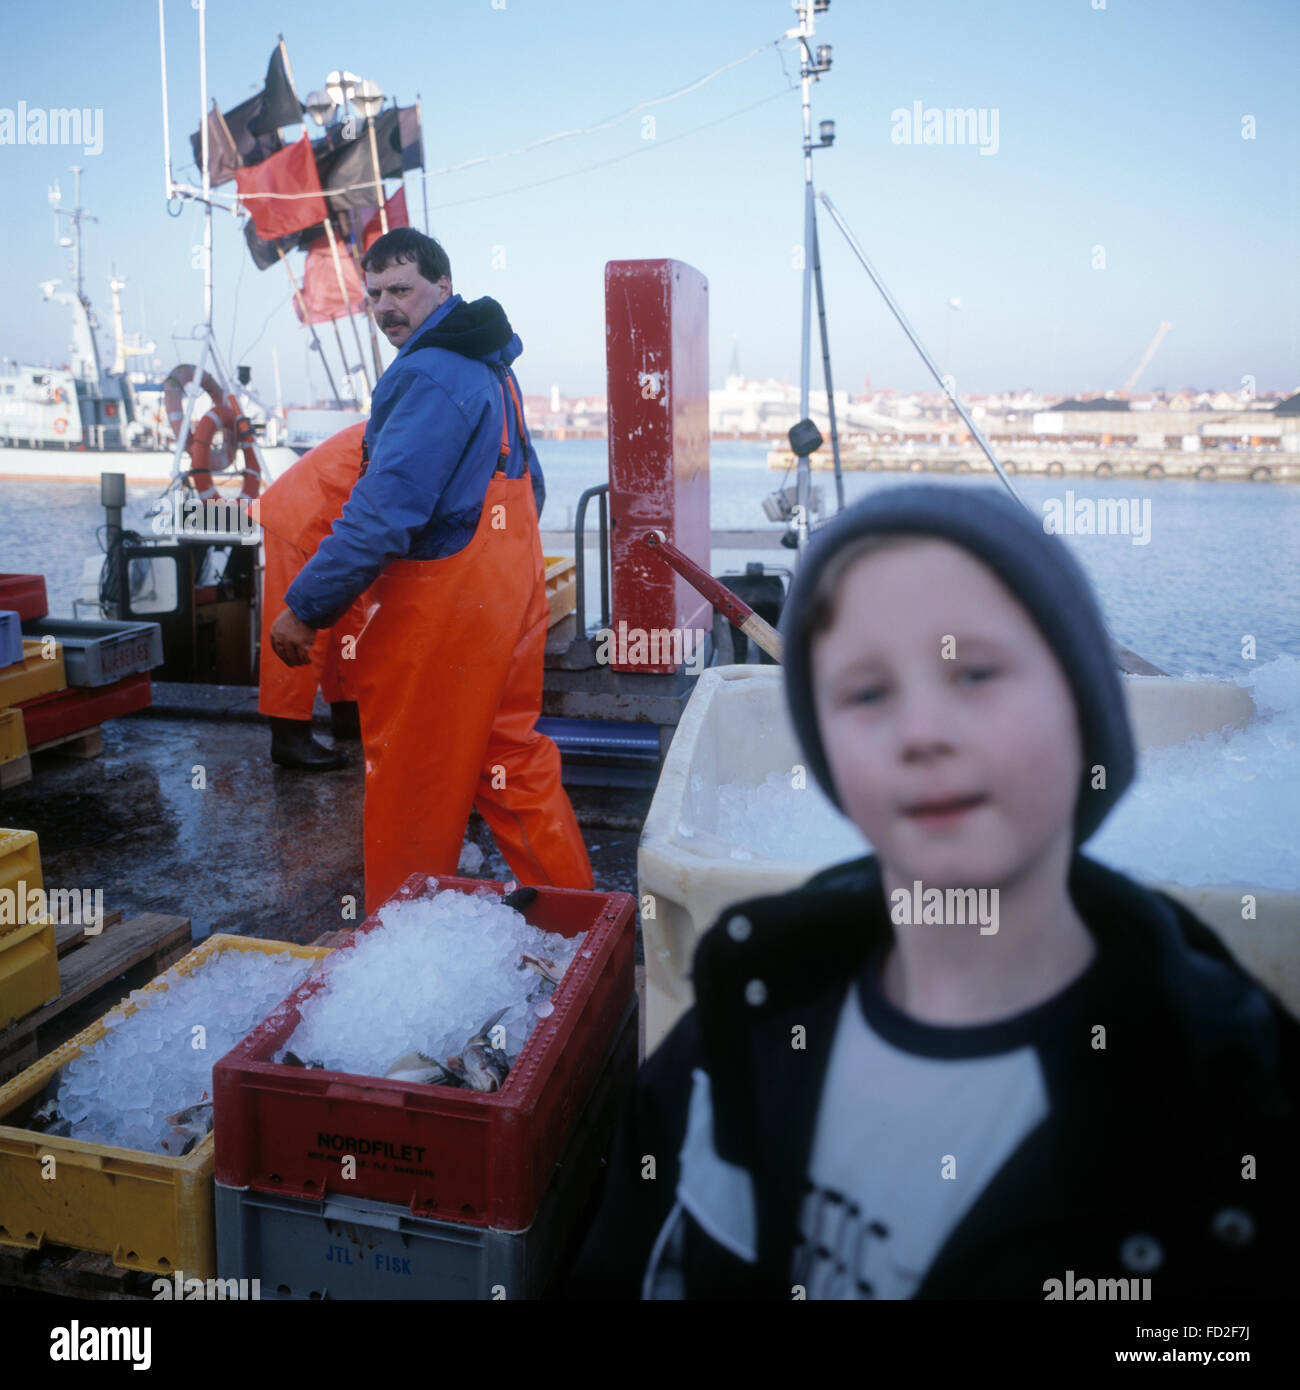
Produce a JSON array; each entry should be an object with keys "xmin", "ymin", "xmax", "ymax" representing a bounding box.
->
[{"xmin": 380, "ymin": 315, "xmax": 407, "ymax": 328}]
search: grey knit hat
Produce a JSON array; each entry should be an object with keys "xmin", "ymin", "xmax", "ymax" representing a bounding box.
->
[{"xmin": 779, "ymin": 483, "xmax": 1137, "ymax": 846}]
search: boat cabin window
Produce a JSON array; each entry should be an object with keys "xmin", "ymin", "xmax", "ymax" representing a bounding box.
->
[{"xmin": 128, "ymin": 556, "xmax": 179, "ymax": 615}]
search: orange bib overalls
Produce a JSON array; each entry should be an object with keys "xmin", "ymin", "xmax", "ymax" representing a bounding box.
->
[
  {"xmin": 354, "ymin": 378, "xmax": 593, "ymax": 911},
  {"xmin": 254, "ymin": 422, "xmax": 368, "ymax": 718}
]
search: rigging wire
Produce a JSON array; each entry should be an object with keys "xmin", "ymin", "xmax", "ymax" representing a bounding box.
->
[
  {"xmin": 175, "ymin": 35, "xmax": 796, "ymax": 212},
  {"xmin": 227, "ymin": 224, "xmax": 248, "ymax": 370},
  {"xmin": 422, "ymin": 36, "xmax": 786, "ymax": 179},
  {"xmin": 428, "ymin": 88, "xmax": 796, "ymax": 213},
  {"xmin": 235, "ymin": 287, "xmax": 296, "ymax": 366},
  {"xmin": 817, "ymin": 191, "xmax": 1027, "ymax": 511}
]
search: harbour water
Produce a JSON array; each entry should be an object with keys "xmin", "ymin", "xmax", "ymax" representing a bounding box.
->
[{"xmin": 2, "ymin": 438, "xmax": 1298, "ymax": 677}]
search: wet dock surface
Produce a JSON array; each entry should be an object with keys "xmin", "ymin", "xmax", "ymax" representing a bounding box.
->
[{"xmin": 2, "ymin": 693, "xmax": 652, "ymax": 959}]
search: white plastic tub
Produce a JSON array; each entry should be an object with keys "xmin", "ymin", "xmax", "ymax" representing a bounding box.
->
[{"xmin": 638, "ymin": 666, "xmax": 1299, "ymax": 1056}]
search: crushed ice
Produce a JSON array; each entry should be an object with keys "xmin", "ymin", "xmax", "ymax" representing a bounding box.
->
[
  {"xmin": 40, "ymin": 949, "xmax": 314, "ymax": 1154},
  {"xmin": 280, "ymin": 887, "xmax": 586, "ymax": 1079},
  {"xmin": 708, "ymin": 658, "xmax": 1299, "ymax": 890},
  {"xmin": 1088, "ymin": 658, "xmax": 1300, "ymax": 889},
  {"xmin": 714, "ymin": 770, "xmax": 869, "ymax": 863}
]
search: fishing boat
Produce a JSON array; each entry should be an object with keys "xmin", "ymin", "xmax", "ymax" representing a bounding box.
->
[
  {"xmin": 0, "ymin": 170, "xmax": 289, "ymax": 485},
  {"xmin": 0, "ymin": 0, "xmax": 1294, "ymax": 1310}
]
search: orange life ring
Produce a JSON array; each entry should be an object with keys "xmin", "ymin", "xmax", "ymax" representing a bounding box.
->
[
  {"xmin": 183, "ymin": 396, "xmax": 262, "ymax": 500},
  {"xmin": 105, "ymin": 401, "xmax": 118, "ymax": 419},
  {"xmin": 53, "ymin": 417, "xmax": 67, "ymax": 435},
  {"xmin": 164, "ymin": 365, "xmax": 226, "ymax": 443},
  {"xmin": 166, "ymin": 366, "xmax": 262, "ymax": 500}
]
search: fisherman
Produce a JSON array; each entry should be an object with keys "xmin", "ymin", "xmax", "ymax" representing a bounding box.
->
[
  {"xmin": 569, "ymin": 483, "xmax": 1298, "ymax": 1299},
  {"xmin": 269, "ymin": 228, "xmax": 593, "ymax": 911},
  {"xmin": 257, "ymin": 422, "xmax": 367, "ymax": 770}
]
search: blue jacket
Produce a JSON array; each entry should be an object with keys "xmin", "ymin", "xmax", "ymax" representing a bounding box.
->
[{"xmin": 285, "ymin": 294, "xmax": 546, "ymax": 628}]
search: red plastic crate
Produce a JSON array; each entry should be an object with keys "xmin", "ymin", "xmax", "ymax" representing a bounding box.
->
[
  {"xmin": 0, "ymin": 576, "xmax": 48, "ymax": 623},
  {"xmin": 17, "ymin": 672, "xmax": 151, "ymax": 745},
  {"xmin": 213, "ymin": 874, "xmax": 635, "ymax": 1232}
]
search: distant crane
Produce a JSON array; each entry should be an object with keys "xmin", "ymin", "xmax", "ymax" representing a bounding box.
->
[{"xmin": 1121, "ymin": 322, "xmax": 1172, "ymax": 396}]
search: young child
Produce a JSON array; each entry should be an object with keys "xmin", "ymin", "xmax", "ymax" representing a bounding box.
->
[{"xmin": 569, "ymin": 482, "xmax": 1298, "ymax": 1299}]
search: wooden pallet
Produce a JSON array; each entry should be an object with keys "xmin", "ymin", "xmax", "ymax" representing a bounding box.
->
[
  {"xmin": 0, "ymin": 1243, "xmax": 159, "ymax": 1301},
  {"xmin": 0, "ymin": 754, "xmax": 32, "ymax": 790},
  {"xmin": 0, "ymin": 910, "xmax": 192, "ymax": 1085},
  {"xmin": 30, "ymin": 725, "xmax": 103, "ymax": 760},
  {"xmin": 0, "ymin": 726, "xmax": 103, "ymax": 791}
]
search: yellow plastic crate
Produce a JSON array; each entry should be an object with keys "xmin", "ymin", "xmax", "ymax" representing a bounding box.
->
[
  {"xmin": 0, "ymin": 827, "xmax": 42, "ymax": 900},
  {"xmin": 0, "ymin": 640, "xmax": 66, "ymax": 706},
  {"xmin": 0, "ymin": 710, "xmax": 27, "ymax": 765},
  {"xmin": 0, "ymin": 932, "xmax": 330, "ymax": 1280},
  {"xmin": 0, "ymin": 916, "xmax": 59, "ymax": 1030},
  {"xmin": 0, "ymin": 827, "xmax": 54, "ymax": 1025},
  {"xmin": 543, "ymin": 554, "xmax": 576, "ymax": 629}
]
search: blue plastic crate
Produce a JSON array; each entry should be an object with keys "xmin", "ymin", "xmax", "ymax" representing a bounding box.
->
[
  {"xmin": 215, "ymin": 1000, "xmax": 635, "ymax": 1299},
  {"xmin": 0, "ymin": 611, "xmax": 21, "ymax": 670}
]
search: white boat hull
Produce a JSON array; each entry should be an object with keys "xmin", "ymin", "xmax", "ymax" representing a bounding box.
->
[{"xmin": 0, "ymin": 444, "xmax": 300, "ymax": 488}]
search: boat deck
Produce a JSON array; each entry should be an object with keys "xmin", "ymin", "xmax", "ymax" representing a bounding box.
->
[{"xmin": 0, "ymin": 692, "xmax": 652, "ymax": 956}]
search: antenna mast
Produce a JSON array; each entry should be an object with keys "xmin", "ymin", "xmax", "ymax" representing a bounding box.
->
[
  {"xmin": 785, "ymin": 0, "xmax": 841, "ymax": 542},
  {"xmin": 154, "ymin": 0, "xmax": 272, "ymax": 495}
]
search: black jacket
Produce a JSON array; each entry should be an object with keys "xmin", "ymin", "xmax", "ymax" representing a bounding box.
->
[{"xmin": 569, "ymin": 854, "xmax": 1299, "ymax": 1299}]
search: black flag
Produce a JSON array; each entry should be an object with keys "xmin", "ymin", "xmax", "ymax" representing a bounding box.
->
[
  {"xmin": 190, "ymin": 105, "xmax": 240, "ymax": 186},
  {"xmin": 314, "ymin": 109, "xmax": 405, "ymax": 213},
  {"xmin": 397, "ymin": 105, "xmax": 423, "ymax": 171},
  {"xmin": 190, "ymin": 93, "xmax": 281, "ymax": 179},
  {"xmin": 248, "ymin": 42, "xmax": 303, "ymax": 136},
  {"xmin": 243, "ymin": 217, "xmax": 306, "ymax": 271}
]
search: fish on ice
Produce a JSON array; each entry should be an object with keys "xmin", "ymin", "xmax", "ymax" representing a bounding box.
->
[
  {"xmin": 161, "ymin": 1098, "xmax": 214, "ymax": 1155},
  {"xmin": 519, "ymin": 952, "xmax": 564, "ymax": 986},
  {"xmin": 445, "ymin": 1007, "xmax": 511, "ymax": 1092},
  {"xmin": 27, "ymin": 1074, "xmax": 62, "ymax": 1131},
  {"xmin": 282, "ymin": 1051, "xmax": 326, "ymax": 1069},
  {"xmin": 384, "ymin": 1050, "xmax": 463, "ymax": 1087}
]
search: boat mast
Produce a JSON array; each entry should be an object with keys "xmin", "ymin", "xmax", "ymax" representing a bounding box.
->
[
  {"xmin": 788, "ymin": 0, "xmax": 837, "ymax": 543},
  {"xmin": 198, "ymin": 0, "xmax": 213, "ymax": 328},
  {"xmin": 158, "ymin": 0, "xmax": 174, "ymax": 201},
  {"xmin": 155, "ymin": 0, "xmax": 273, "ymax": 492},
  {"xmin": 58, "ymin": 168, "xmax": 105, "ymax": 383},
  {"xmin": 45, "ymin": 170, "xmax": 105, "ymax": 387}
]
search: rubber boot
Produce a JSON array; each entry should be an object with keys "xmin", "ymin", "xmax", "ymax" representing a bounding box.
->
[
  {"xmin": 330, "ymin": 700, "xmax": 362, "ymax": 740},
  {"xmin": 269, "ymin": 717, "xmax": 346, "ymax": 771}
]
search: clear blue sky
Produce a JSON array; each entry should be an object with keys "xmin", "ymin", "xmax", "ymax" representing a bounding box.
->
[{"xmin": 2, "ymin": 0, "xmax": 1297, "ymax": 405}]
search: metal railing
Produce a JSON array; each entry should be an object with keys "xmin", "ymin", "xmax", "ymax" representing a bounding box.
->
[{"xmin": 572, "ymin": 483, "xmax": 611, "ymax": 637}]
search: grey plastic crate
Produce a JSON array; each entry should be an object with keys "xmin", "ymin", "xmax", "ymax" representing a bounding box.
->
[
  {"xmin": 216, "ymin": 999, "xmax": 636, "ymax": 1299},
  {"xmin": 20, "ymin": 617, "xmax": 163, "ymax": 687}
]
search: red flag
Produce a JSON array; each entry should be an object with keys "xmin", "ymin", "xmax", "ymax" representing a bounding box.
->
[
  {"xmin": 294, "ymin": 240, "xmax": 366, "ymax": 324},
  {"xmin": 235, "ymin": 135, "xmax": 327, "ymax": 240},
  {"xmin": 362, "ymin": 187, "xmax": 409, "ymax": 250}
]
